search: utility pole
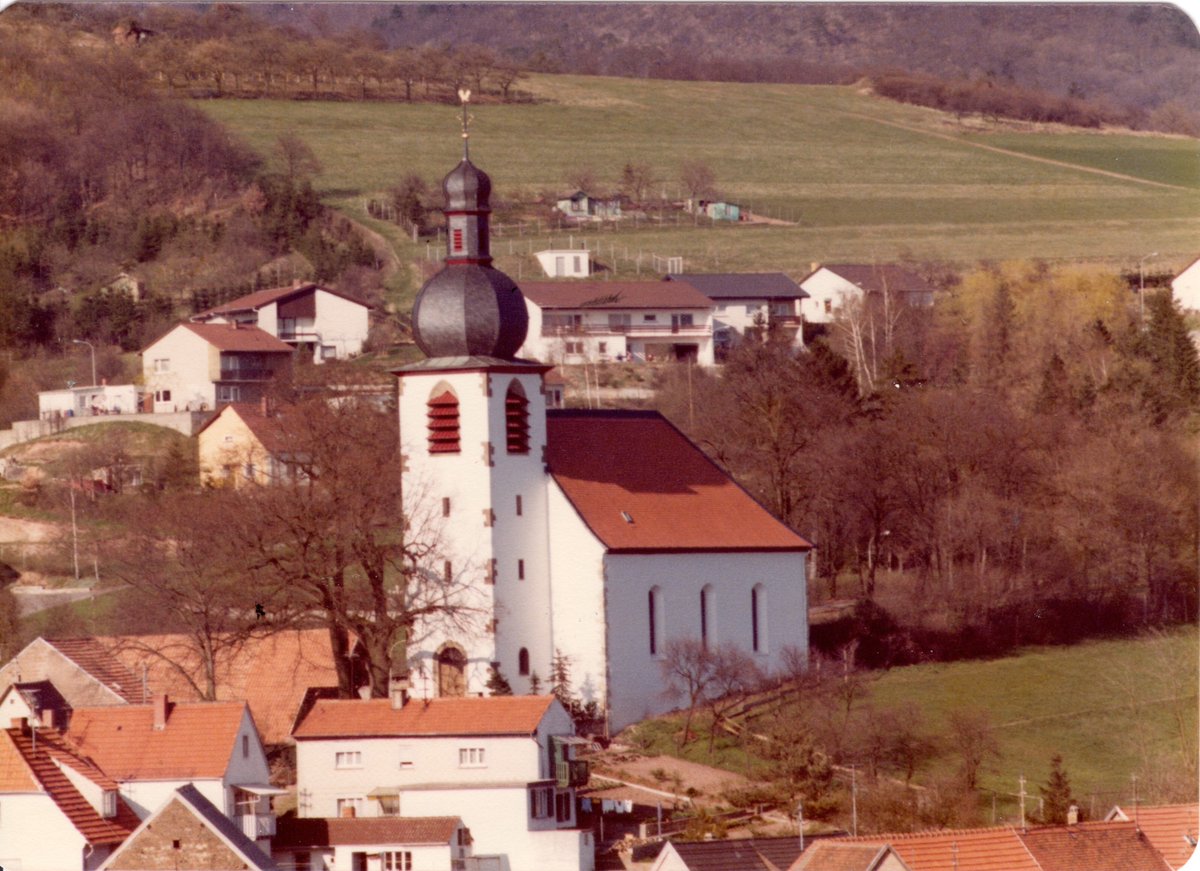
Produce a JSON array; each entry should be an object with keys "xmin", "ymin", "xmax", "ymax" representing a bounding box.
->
[
  {"xmin": 851, "ymin": 766, "xmax": 858, "ymax": 836},
  {"xmin": 1018, "ymin": 775, "xmax": 1027, "ymax": 831},
  {"xmin": 1138, "ymin": 252, "xmax": 1158, "ymax": 324}
]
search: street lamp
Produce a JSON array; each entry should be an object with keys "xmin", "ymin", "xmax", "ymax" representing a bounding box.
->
[
  {"xmin": 1138, "ymin": 252, "xmax": 1158, "ymax": 323},
  {"xmin": 72, "ymin": 339, "xmax": 96, "ymax": 386}
]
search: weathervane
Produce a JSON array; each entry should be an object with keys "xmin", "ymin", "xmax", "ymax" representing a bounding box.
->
[{"xmin": 457, "ymin": 88, "xmax": 473, "ymax": 158}]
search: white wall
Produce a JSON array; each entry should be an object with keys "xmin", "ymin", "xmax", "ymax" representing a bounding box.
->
[
  {"xmin": 1172, "ymin": 260, "xmax": 1200, "ymax": 311},
  {"xmin": 520, "ymin": 301, "xmax": 714, "ymax": 366},
  {"xmin": 38, "ymin": 385, "xmax": 139, "ymax": 418},
  {"xmin": 603, "ymin": 551, "xmax": 809, "ymax": 731},
  {"xmin": 799, "ymin": 268, "xmax": 864, "ymax": 324},
  {"xmin": 222, "ymin": 707, "xmax": 274, "ymax": 813},
  {"xmin": 118, "ymin": 777, "xmax": 226, "ymax": 820},
  {"xmin": 142, "ymin": 327, "xmax": 216, "ymax": 413},
  {"xmin": 0, "ymin": 793, "xmax": 97, "ymax": 871},
  {"xmin": 535, "ymin": 251, "xmax": 591, "ymax": 279},
  {"xmin": 311, "ymin": 292, "xmax": 370, "ymax": 361}
]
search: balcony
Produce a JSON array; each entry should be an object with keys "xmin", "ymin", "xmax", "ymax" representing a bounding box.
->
[
  {"xmin": 239, "ymin": 813, "xmax": 276, "ymax": 839},
  {"xmin": 218, "ymin": 368, "xmax": 276, "ymax": 382},
  {"xmin": 278, "ymin": 329, "xmax": 320, "ymax": 342},
  {"xmin": 541, "ymin": 323, "xmax": 712, "ymax": 338},
  {"xmin": 556, "ymin": 759, "xmax": 589, "ymax": 788}
]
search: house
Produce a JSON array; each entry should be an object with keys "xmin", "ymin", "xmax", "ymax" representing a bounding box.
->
[
  {"xmin": 1019, "ymin": 820, "xmax": 1172, "ymax": 871},
  {"xmin": 66, "ymin": 694, "xmax": 284, "ymax": 845},
  {"xmin": 272, "ymin": 816, "xmax": 472, "ymax": 871},
  {"xmin": 99, "ymin": 784, "xmax": 278, "ymax": 871},
  {"xmin": 555, "ymin": 191, "xmax": 622, "ymax": 222},
  {"xmin": 196, "ymin": 401, "xmax": 295, "ymax": 487},
  {"xmin": 650, "ymin": 836, "xmax": 806, "ymax": 871},
  {"xmin": 789, "ymin": 842, "xmax": 911, "ymax": 871},
  {"xmin": 520, "ymin": 280, "xmax": 716, "ymax": 365},
  {"xmin": 694, "ymin": 200, "xmax": 744, "ymax": 222},
  {"xmin": 838, "ymin": 827, "xmax": 1043, "ymax": 871},
  {"xmin": 0, "ymin": 631, "xmax": 361, "ymax": 747},
  {"xmin": 0, "ymin": 679, "xmax": 70, "ymax": 729},
  {"xmin": 1106, "ymin": 804, "xmax": 1199, "ymax": 869},
  {"xmin": 38, "ymin": 383, "xmax": 141, "ymax": 420},
  {"xmin": 536, "ymin": 248, "xmax": 593, "ymax": 278},
  {"xmin": 291, "ymin": 695, "xmax": 593, "ymax": 871},
  {"xmin": 141, "ymin": 322, "xmax": 293, "ymax": 413},
  {"xmin": 665, "ymin": 273, "xmax": 808, "ymax": 348},
  {"xmin": 191, "ymin": 281, "xmax": 371, "ymax": 363},
  {"xmin": 397, "ymin": 140, "xmax": 811, "ymax": 733},
  {"xmin": 1170, "ymin": 256, "xmax": 1200, "ymax": 311},
  {"xmin": 0, "ymin": 718, "xmax": 140, "ymax": 871},
  {"xmin": 798, "ymin": 264, "xmax": 937, "ymax": 325}
]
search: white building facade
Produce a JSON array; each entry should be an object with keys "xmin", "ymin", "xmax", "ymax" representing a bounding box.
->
[
  {"xmin": 1171, "ymin": 256, "xmax": 1200, "ymax": 311},
  {"xmin": 535, "ymin": 249, "xmax": 592, "ymax": 278}
]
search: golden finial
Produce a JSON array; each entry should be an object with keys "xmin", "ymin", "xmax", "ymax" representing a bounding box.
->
[{"xmin": 458, "ymin": 88, "xmax": 473, "ymax": 158}]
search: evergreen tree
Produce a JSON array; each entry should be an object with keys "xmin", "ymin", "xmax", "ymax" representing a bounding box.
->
[
  {"xmin": 1144, "ymin": 290, "xmax": 1200, "ymax": 418},
  {"xmin": 485, "ymin": 664, "xmax": 513, "ymax": 695},
  {"xmin": 527, "ymin": 670, "xmax": 542, "ymax": 695},
  {"xmin": 550, "ymin": 648, "xmax": 572, "ymax": 707},
  {"xmin": 1040, "ymin": 753, "xmax": 1075, "ymax": 824}
]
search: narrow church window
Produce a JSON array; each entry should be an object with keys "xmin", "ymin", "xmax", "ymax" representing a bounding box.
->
[
  {"xmin": 505, "ymin": 381, "xmax": 530, "ymax": 454},
  {"xmin": 444, "ymin": 561, "xmax": 453, "ymax": 583},
  {"xmin": 518, "ymin": 559, "xmax": 525, "ymax": 580},
  {"xmin": 752, "ymin": 584, "xmax": 767, "ymax": 653},
  {"xmin": 442, "ymin": 497, "xmax": 451, "ymax": 517},
  {"xmin": 428, "ymin": 390, "xmax": 461, "ymax": 454},
  {"xmin": 518, "ymin": 647, "xmax": 530, "ymax": 675},
  {"xmin": 648, "ymin": 586, "xmax": 663, "ymax": 656},
  {"xmin": 516, "ymin": 495, "xmax": 523, "ymax": 515},
  {"xmin": 700, "ymin": 585, "xmax": 715, "ymax": 648}
]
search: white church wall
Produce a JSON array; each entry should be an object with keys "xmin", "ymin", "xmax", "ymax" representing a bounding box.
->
[{"xmin": 603, "ymin": 551, "xmax": 808, "ymax": 731}]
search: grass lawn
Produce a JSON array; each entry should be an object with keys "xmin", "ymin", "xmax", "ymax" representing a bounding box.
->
[{"xmin": 201, "ymin": 74, "xmax": 1200, "ymax": 293}]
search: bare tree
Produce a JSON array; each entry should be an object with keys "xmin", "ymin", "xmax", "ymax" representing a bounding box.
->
[
  {"xmin": 946, "ymin": 707, "xmax": 1000, "ymax": 791},
  {"xmin": 680, "ymin": 158, "xmax": 717, "ymax": 213},
  {"xmin": 274, "ymin": 132, "xmax": 323, "ymax": 185},
  {"xmin": 660, "ymin": 638, "xmax": 717, "ymax": 748},
  {"xmin": 705, "ymin": 644, "xmax": 763, "ymax": 751},
  {"xmin": 619, "ymin": 161, "xmax": 657, "ymax": 206}
]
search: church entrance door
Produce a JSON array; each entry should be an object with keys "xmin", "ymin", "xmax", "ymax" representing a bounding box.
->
[{"xmin": 436, "ymin": 646, "xmax": 467, "ymax": 697}]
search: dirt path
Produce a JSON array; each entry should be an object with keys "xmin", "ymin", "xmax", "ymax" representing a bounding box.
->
[
  {"xmin": 0, "ymin": 516, "xmax": 59, "ymax": 544},
  {"xmin": 837, "ymin": 109, "xmax": 1194, "ymax": 192},
  {"xmin": 345, "ymin": 214, "xmax": 403, "ymax": 282}
]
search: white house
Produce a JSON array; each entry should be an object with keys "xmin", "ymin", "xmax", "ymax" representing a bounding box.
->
[
  {"xmin": 66, "ymin": 695, "xmax": 283, "ymax": 848},
  {"xmin": 665, "ymin": 273, "xmax": 808, "ymax": 348},
  {"xmin": 38, "ymin": 383, "xmax": 141, "ymax": 420},
  {"xmin": 192, "ymin": 281, "xmax": 371, "ymax": 363},
  {"xmin": 141, "ymin": 322, "xmax": 293, "ymax": 413},
  {"xmin": 798, "ymin": 264, "xmax": 937, "ymax": 325},
  {"xmin": 290, "ymin": 695, "xmax": 592, "ymax": 871},
  {"xmin": 396, "ymin": 138, "xmax": 812, "ymax": 736},
  {"xmin": 535, "ymin": 249, "xmax": 592, "ymax": 278},
  {"xmin": 273, "ymin": 816, "xmax": 472, "ymax": 871},
  {"xmin": 554, "ymin": 192, "xmax": 621, "ymax": 222},
  {"xmin": 1170, "ymin": 256, "xmax": 1200, "ymax": 311},
  {"xmin": 519, "ymin": 280, "xmax": 716, "ymax": 366},
  {"xmin": 0, "ymin": 717, "xmax": 140, "ymax": 871}
]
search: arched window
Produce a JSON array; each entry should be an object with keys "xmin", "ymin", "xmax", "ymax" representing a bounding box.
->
[
  {"xmin": 427, "ymin": 387, "xmax": 460, "ymax": 454},
  {"xmin": 752, "ymin": 584, "xmax": 767, "ymax": 654},
  {"xmin": 700, "ymin": 584, "xmax": 715, "ymax": 648},
  {"xmin": 518, "ymin": 648, "xmax": 530, "ymax": 676},
  {"xmin": 436, "ymin": 644, "xmax": 467, "ymax": 697},
  {"xmin": 648, "ymin": 586, "xmax": 664, "ymax": 656},
  {"xmin": 505, "ymin": 381, "xmax": 530, "ymax": 454}
]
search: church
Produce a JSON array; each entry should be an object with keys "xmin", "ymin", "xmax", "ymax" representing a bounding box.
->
[{"xmin": 394, "ymin": 121, "xmax": 812, "ymax": 733}]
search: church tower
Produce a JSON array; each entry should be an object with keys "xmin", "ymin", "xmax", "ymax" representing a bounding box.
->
[{"xmin": 394, "ymin": 98, "xmax": 553, "ymax": 698}]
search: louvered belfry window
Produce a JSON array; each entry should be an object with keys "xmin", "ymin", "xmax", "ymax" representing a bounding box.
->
[
  {"xmin": 428, "ymin": 390, "xmax": 461, "ymax": 454},
  {"xmin": 505, "ymin": 382, "xmax": 529, "ymax": 454}
]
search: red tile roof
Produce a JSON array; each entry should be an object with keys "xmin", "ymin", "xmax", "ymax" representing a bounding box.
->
[
  {"xmin": 790, "ymin": 842, "xmax": 907, "ymax": 871},
  {"xmin": 2, "ymin": 725, "xmax": 139, "ymax": 845},
  {"xmin": 181, "ymin": 322, "xmax": 294, "ymax": 353},
  {"xmin": 1109, "ymin": 805, "xmax": 1200, "ymax": 869},
  {"xmin": 274, "ymin": 815, "xmax": 462, "ymax": 848},
  {"xmin": 67, "ymin": 700, "xmax": 247, "ymax": 780},
  {"xmin": 195, "ymin": 282, "xmax": 368, "ymax": 317},
  {"xmin": 804, "ymin": 264, "xmax": 936, "ymax": 296},
  {"xmin": 0, "ymin": 725, "xmax": 39, "ymax": 790},
  {"xmin": 293, "ymin": 695, "xmax": 557, "ymax": 740},
  {"xmin": 847, "ymin": 827, "xmax": 1041, "ymax": 871},
  {"xmin": 195, "ymin": 402, "xmax": 291, "ymax": 454},
  {"xmin": 43, "ymin": 637, "xmax": 142, "ymax": 703},
  {"xmin": 1019, "ymin": 821, "xmax": 1171, "ymax": 871},
  {"xmin": 546, "ymin": 411, "xmax": 812, "ymax": 552},
  {"xmin": 522, "ymin": 280, "xmax": 713, "ymax": 310},
  {"xmin": 97, "ymin": 630, "xmax": 345, "ymax": 745}
]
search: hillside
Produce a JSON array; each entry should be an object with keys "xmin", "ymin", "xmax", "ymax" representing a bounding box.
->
[{"xmin": 201, "ymin": 74, "xmax": 1200, "ymax": 312}]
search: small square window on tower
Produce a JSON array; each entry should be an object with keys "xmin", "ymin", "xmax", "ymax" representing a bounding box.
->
[{"xmin": 442, "ymin": 497, "xmax": 451, "ymax": 517}]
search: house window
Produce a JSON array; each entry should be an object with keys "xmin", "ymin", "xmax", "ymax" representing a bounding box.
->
[
  {"xmin": 564, "ymin": 341, "xmax": 584, "ymax": 354},
  {"xmin": 335, "ymin": 751, "xmax": 363, "ymax": 769},
  {"xmin": 701, "ymin": 584, "xmax": 715, "ymax": 648},
  {"xmin": 102, "ymin": 790, "xmax": 117, "ymax": 818},
  {"xmin": 643, "ymin": 314, "xmax": 657, "ymax": 322},
  {"xmin": 383, "ymin": 852, "xmax": 412, "ymax": 871},
  {"xmin": 518, "ymin": 647, "xmax": 530, "ymax": 676},
  {"xmin": 173, "ymin": 839, "xmax": 182, "ymax": 850},
  {"xmin": 427, "ymin": 388, "xmax": 461, "ymax": 454},
  {"xmin": 608, "ymin": 313, "xmax": 631, "ymax": 332},
  {"xmin": 752, "ymin": 584, "xmax": 767, "ymax": 654},
  {"xmin": 459, "ymin": 747, "xmax": 486, "ymax": 767},
  {"xmin": 442, "ymin": 497, "xmax": 451, "ymax": 517},
  {"xmin": 217, "ymin": 385, "xmax": 241, "ymax": 403},
  {"xmin": 573, "ymin": 256, "xmax": 582, "ymax": 272},
  {"xmin": 242, "ymin": 734, "xmax": 250, "ymax": 758},
  {"xmin": 505, "ymin": 381, "xmax": 530, "ymax": 454},
  {"xmin": 518, "ymin": 559, "xmax": 525, "ymax": 580},
  {"xmin": 598, "ymin": 341, "xmax": 607, "ymax": 354},
  {"xmin": 321, "ymin": 345, "xmax": 337, "ymax": 360},
  {"xmin": 336, "ymin": 797, "xmax": 364, "ymax": 818},
  {"xmin": 153, "ymin": 358, "xmax": 169, "ymax": 372},
  {"xmin": 824, "ymin": 299, "xmax": 832, "ymax": 314},
  {"xmin": 516, "ymin": 495, "xmax": 523, "ymax": 516},
  {"xmin": 556, "ymin": 791, "xmax": 572, "ymax": 822},
  {"xmin": 648, "ymin": 586, "xmax": 663, "ymax": 656},
  {"xmin": 530, "ymin": 786, "xmax": 552, "ymax": 818}
]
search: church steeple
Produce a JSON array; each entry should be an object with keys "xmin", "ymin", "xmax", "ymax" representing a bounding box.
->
[{"xmin": 409, "ymin": 92, "xmax": 528, "ymax": 360}]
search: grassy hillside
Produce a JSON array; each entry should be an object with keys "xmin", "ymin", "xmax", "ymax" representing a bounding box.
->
[
  {"xmin": 626, "ymin": 628, "xmax": 1198, "ymax": 822},
  {"xmin": 201, "ymin": 75, "xmax": 1200, "ymax": 303}
]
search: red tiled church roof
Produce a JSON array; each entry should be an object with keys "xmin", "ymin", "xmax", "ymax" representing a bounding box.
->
[
  {"xmin": 546, "ymin": 411, "xmax": 812, "ymax": 553},
  {"xmin": 67, "ymin": 700, "xmax": 247, "ymax": 780},
  {"xmin": 1, "ymin": 725, "xmax": 139, "ymax": 846},
  {"xmin": 293, "ymin": 695, "xmax": 556, "ymax": 740}
]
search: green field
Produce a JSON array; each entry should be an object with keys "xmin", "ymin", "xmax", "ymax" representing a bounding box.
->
[{"xmin": 201, "ymin": 74, "xmax": 1200, "ymax": 299}]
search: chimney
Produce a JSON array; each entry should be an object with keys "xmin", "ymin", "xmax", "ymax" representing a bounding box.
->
[
  {"xmin": 18, "ymin": 717, "xmax": 30, "ymax": 735},
  {"xmin": 389, "ymin": 675, "xmax": 410, "ymax": 710},
  {"xmin": 153, "ymin": 693, "xmax": 169, "ymax": 731},
  {"xmin": 40, "ymin": 708, "xmax": 55, "ymax": 730},
  {"xmin": 1067, "ymin": 804, "xmax": 1079, "ymax": 826}
]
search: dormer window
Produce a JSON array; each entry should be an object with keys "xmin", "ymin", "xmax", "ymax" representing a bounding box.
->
[
  {"xmin": 102, "ymin": 789, "xmax": 117, "ymax": 818},
  {"xmin": 505, "ymin": 381, "xmax": 529, "ymax": 454},
  {"xmin": 428, "ymin": 389, "xmax": 461, "ymax": 454}
]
